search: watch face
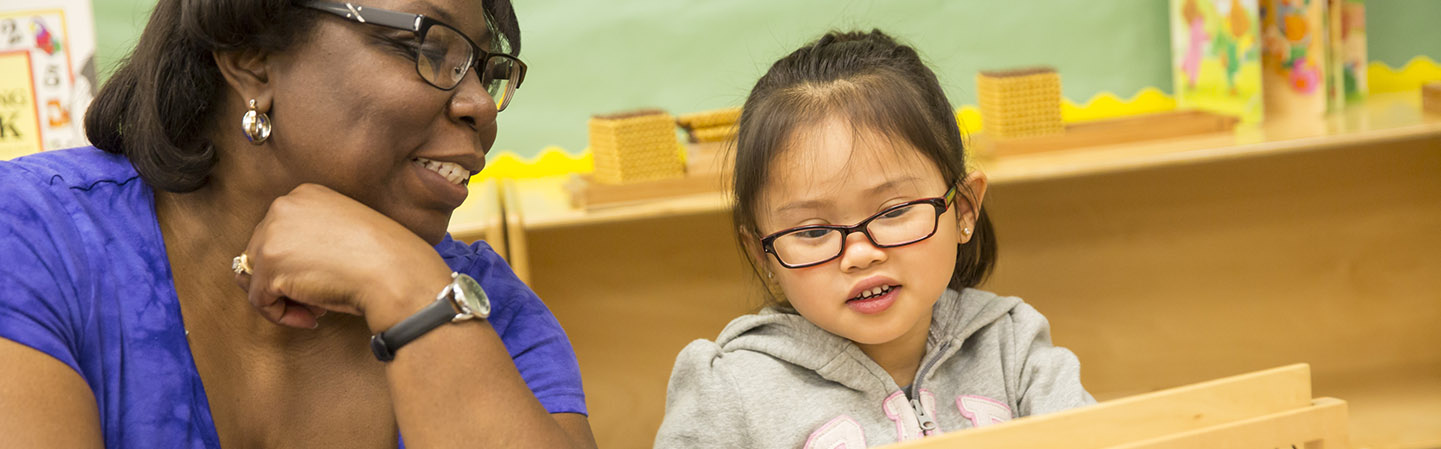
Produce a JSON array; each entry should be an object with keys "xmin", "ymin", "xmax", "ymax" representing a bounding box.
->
[{"xmin": 455, "ymin": 273, "xmax": 491, "ymax": 319}]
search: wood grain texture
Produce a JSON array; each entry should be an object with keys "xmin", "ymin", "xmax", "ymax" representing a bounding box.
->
[
  {"xmin": 881, "ymin": 364, "xmax": 1321, "ymax": 449},
  {"xmin": 497, "ymin": 99, "xmax": 1441, "ymax": 448},
  {"xmin": 447, "ymin": 179, "xmax": 506, "ymax": 260}
]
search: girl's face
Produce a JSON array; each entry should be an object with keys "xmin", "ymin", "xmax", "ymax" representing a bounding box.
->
[{"xmin": 755, "ymin": 116, "xmax": 974, "ymax": 346}]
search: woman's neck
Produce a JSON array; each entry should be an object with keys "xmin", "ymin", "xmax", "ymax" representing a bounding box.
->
[
  {"xmin": 152, "ymin": 156, "xmax": 364, "ymax": 351},
  {"xmin": 855, "ymin": 307, "xmax": 934, "ymax": 388}
]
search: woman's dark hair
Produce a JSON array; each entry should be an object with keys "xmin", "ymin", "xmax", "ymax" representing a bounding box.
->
[
  {"xmin": 85, "ymin": 0, "xmax": 521, "ymax": 192},
  {"xmin": 732, "ymin": 29, "xmax": 996, "ymax": 307}
]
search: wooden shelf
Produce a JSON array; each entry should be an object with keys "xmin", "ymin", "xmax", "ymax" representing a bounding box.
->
[
  {"xmin": 446, "ymin": 178, "xmax": 504, "ymax": 253},
  {"xmin": 1316, "ymin": 363, "xmax": 1441, "ymax": 449},
  {"xmin": 980, "ymin": 92, "xmax": 1440, "ymax": 184},
  {"xmin": 504, "ymin": 176, "xmax": 730, "ymax": 231},
  {"xmin": 1082, "ymin": 363, "xmax": 1441, "ymax": 449},
  {"xmin": 484, "ymin": 92, "xmax": 1440, "ymax": 231},
  {"xmin": 449, "ymin": 93, "xmax": 1441, "ymax": 449}
]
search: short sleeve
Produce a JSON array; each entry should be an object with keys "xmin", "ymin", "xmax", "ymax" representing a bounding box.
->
[
  {"xmin": 1008, "ymin": 303, "xmax": 1096, "ymax": 416},
  {"xmin": 653, "ymin": 340, "xmax": 754, "ymax": 449},
  {"xmin": 0, "ymin": 163, "xmax": 89, "ymax": 377},
  {"xmin": 436, "ymin": 236, "xmax": 587, "ymax": 415}
]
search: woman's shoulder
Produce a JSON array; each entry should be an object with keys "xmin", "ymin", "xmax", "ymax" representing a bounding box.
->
[
  {"xmin": 432, "ymin": 236, "xmax": 530, "ymax": 316},
  {"xmin": 2, "ymin": 147, "xmax": 141, "ymax": 192},
  {"xmin": 1, "ymin": 147, "xmax": 159, "ymax": 270},
  {"xmin": 0, "ymin": 149, "xmax": 168, "ymax": 391}
]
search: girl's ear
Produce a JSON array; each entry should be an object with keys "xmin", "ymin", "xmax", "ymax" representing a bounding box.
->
[
  {"xmin": 738, "ymin": 226, "xmax": 769, "ymax": 271},
  {"xmin": 956, "ymin": 170, "xmax": 989, "ymax": 241},
  {"xmin": 739, "ymin": 226, "xmax": 786, "ymax": 300}
]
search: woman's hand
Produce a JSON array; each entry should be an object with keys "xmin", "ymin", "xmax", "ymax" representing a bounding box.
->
[{"xmin": 235, "ymin": 183, "xmax": 453, "ymax": 332}]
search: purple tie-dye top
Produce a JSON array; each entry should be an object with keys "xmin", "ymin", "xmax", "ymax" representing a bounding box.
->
[{"xmin": 0, "ymin": 147, "xmax": 586, "ymax": 448}]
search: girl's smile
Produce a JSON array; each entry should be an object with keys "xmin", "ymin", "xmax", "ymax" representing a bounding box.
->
[{"xmin": 846, "ymin": 277, "xmax": 901, "ymax": 315}]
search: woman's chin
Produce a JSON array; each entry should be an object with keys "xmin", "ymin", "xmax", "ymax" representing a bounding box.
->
[{"xmin": 392, "ymin": 211, "xmax": 453, "ymax": 246}]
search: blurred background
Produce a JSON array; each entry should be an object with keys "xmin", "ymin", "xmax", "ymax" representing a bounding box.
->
[
  {"xmin": 88, "ymin": 0, "xmax": 1441, "ymax": 161},
  {"xmin": 9, "ymin": 1, "xmax": 1440, "ymax": 448}
]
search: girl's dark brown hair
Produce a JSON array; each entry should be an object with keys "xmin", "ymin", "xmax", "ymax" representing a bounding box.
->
[
  {"xmin": 85, "ymin": 0, "xmax": 521, "ymax": 193},
  {"xmin": 732, "ymin": 29, "xmax": 996, "ymax": 306}
]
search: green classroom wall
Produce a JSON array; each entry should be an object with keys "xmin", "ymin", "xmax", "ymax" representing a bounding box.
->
[{"xmin": 90, "ymin": 0, "xmax": 1441, "ymax": 159}]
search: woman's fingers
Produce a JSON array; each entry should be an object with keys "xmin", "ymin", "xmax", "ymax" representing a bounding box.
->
[
  {"xmin": 276, "ymin": 299, "xmax": 322, "ymax": 329},
  {"xmin": 236, "ymin": 183, "xmax": 447, "ymax": 331}
]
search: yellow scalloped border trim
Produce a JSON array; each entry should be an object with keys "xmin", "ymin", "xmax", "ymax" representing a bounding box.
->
[
  {"xmin": 471, "ymin": 147, "xmax": 592, "ymax": 182},
  {"xmin": 1060, "ymin": 87, "xmax": 1178, "ymax": 123},
  {"xmin": 485, "ymin": 57, "xmax": 1436, "ymax": 180},
  {"xmin": 957, "ymin": 87, "xmax": 1178, "ymax": 137},
  {"xmin": 1367, "ymin": 56, "xmax": 1441, "ymax": 94}
]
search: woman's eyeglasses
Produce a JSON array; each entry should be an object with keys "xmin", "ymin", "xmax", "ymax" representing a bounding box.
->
[
  {"xmin": 760, "ymin": 186, "xmax": 959, "ymax": 269},
  {"xmin": 302, "ymin": 1, "xmax": 528, "ymax": 112}
]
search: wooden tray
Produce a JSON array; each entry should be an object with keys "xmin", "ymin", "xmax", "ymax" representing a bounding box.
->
[
  {"xmin": 565, "ymin": 173, "xmax": 726, "ymax": 209},
  {"xmin": 979, "ymin": 110, "xmax": 1240, "ymax": 157}
]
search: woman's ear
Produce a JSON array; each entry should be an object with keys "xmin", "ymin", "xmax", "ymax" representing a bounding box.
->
[
  {"xmin": 956, "ymin": 170, "xmax": 989, "ymax": 240},
  {"xmin": 213, "ymin": 49, "xmax": 274, "ymax": 113}
]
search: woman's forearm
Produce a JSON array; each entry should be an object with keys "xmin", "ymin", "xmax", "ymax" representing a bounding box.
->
[{"xmin": 384, "ymin": 318, "xmax": 591, "ymax": 448}]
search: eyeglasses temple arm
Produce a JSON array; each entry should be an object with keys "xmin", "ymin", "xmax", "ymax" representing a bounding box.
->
[{"xmin": 303, "ymin": 1, "xmax": 423, "ymax": 31}]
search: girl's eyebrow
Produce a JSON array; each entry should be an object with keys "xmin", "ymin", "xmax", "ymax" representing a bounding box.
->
[{"xmin": 774, "ymin": 176, "xmax": 923, "ymax": 213}]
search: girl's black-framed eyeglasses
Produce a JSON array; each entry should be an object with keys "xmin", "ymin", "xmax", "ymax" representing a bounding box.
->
[
  {"xmin": 302, "ymin": 1, "xmax": 528, "ymax": 111},
  {"xmin": 760, "ymin": 186, "xmax": 959, "ymax": 269}
]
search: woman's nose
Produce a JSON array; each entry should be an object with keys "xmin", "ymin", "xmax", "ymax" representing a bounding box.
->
[{"xmin": 447, "ymin": 67, "xmax": 499, "ymax": 132}]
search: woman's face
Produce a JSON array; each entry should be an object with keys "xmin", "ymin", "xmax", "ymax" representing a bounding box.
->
[
  {"xmin": 755, "ymin": 116, "xmax": 965, "ymax": 346},
  {"xmin": 262, "ymin": 0, "xmax": 500, "ymax": 243}
]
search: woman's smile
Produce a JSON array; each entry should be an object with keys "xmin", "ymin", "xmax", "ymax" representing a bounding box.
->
[{"xmin": 406, "ymin": 154, "xmax": 477, "ymax": 209}]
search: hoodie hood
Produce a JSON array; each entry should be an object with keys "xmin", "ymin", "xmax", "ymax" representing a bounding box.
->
[
  {"xmin": 712, "ymin": 288, "xmax": 1022, "ymax": 392},
  {"xmin": 655, "ymin": 287, "xmax": 1095, "ymax": 448}
]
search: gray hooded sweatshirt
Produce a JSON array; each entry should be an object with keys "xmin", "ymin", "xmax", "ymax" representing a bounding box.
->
[{"xmin": 654, "ymin": 288, "xmax": 1095, "ymax": 448}]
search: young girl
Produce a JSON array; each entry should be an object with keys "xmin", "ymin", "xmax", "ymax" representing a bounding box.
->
[{"xmin": 654, "ymin": 30, "xmax": 1094, "ymax": 448}]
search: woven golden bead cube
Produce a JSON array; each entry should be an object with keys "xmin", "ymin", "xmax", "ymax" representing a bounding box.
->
[
  {"xmin": 976, "ymin": 67, "xmax": 1064, "ymax": 139},
  {"xmin": 589, "ymin": 109, "xmax": 685, "ymax": 184}
]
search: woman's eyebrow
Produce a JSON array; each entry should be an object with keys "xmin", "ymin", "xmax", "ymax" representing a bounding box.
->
[{"xmin": 414, "ymin": 2, "xmax": 492, "ymax": 44}]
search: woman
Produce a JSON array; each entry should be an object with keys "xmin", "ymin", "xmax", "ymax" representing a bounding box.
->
[{"xmin": 0, "ymin": 0, "xmax": 596, "ymax": 447}]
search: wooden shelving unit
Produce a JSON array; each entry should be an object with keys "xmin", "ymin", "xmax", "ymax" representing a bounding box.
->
[
  {"xmin": 446, "ymin": 92, "xmax": 1441, "ymax": 449},
  {"xmin": 446, "ymin": 178, "xmax": 505, "ymax": 259}
]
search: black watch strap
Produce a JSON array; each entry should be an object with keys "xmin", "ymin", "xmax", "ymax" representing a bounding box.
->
[{"xmin": 369, "ymin": 299, "xmax": 457, "ymax": 362}]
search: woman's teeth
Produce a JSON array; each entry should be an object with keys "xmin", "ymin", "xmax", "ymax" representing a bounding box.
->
[
  {"xmin": 852, "ymin": 284, "xmax": 895, "ymax": 301},
  {"xmin": 413, "ymin": 157, "xmax": 469, "ymax": 185}
]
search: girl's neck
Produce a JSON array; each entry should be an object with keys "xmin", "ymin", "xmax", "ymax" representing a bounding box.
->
[{"xmin": 855, "ymin": 307, "xmax": 934, "ymax": 388}]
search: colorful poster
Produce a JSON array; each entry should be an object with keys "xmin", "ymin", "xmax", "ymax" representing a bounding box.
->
[
  {"xmin": 1171, "ymin": 0, "xmax": 1264, "ymax": 123},
  {"xmin": 1338, "ymin": 0, "xmax": 1366, "ymax": 102},
  {"xmin": 1261, "ymin": 0, "xmax": 1330, "ymax": 120},
  {"xmin": 0, "ymin": 51, "xmax": 41, "ymax": 159},
  {"xmin": 0, "ymin": 0, "xmax": 96, "ymax": 159}
]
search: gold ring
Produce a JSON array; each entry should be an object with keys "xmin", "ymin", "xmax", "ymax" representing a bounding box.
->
[{"xmin": 232, "ymin": 253, "xmax": 253, "ymax": 275}]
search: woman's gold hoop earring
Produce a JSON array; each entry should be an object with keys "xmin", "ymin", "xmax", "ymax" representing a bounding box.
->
[{"xmin": 241, "ymin": 99, "xmax": 272, "ymax": 144}]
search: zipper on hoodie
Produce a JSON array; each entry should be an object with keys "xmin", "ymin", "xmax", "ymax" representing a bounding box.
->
[
  {"xmin": 910, "ymin": 398, "xmax": 937, "ymax": 435},
  {"xmin": 907, "ymin": 340, "xmax": 952, "ymax": 436}
]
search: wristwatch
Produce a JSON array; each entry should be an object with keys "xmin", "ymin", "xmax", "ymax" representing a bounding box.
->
[{"xmin": 370, "ymin": 272, "xmax": 491, "ymax": 362}]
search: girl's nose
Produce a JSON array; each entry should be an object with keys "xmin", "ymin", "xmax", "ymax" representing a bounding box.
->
[{"xmin": 839, "ymin": 230, "xmax": 887, "ymax": 272}]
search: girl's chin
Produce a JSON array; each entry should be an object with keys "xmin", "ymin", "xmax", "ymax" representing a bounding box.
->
[{"xmin": 841, "ymin": 328, "xmax": 912, "ymax": 347}]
